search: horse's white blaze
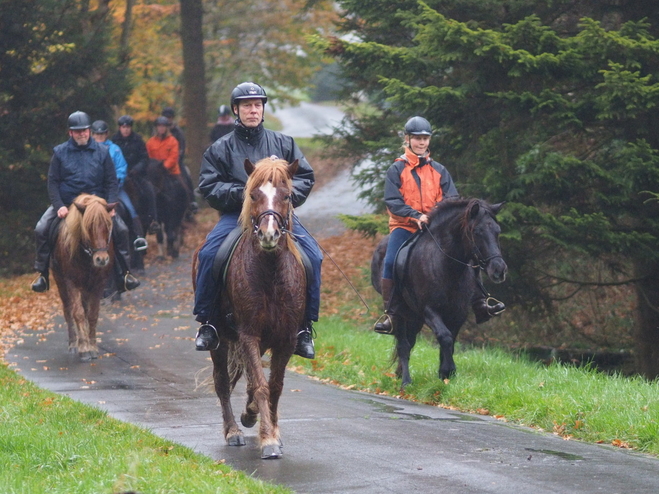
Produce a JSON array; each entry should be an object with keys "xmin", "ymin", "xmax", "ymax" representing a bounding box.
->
[{"xmin": 260, "ymin": 182, "xmax": 278, "ymax": 244}]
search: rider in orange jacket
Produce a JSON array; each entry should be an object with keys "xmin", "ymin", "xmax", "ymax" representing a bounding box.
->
[
  {"xmin": 146, "ymin": 116, "xmax": 180, "ymax": 175},
  {"xmin": 373, "ymin": 116, "xmax": 505, "ymax": 335}
]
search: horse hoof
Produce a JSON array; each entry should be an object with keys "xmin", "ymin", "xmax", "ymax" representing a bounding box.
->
[
  {"xmin": 68, "ymin": 347, "xmax": 78, "ymax": 355},
  {"xmin": 227, "ymin": 434, "xmax": 246, "ymax": 447},
  {"xmin": 89, "ymin": 350, "xmax": 99, "ymax": 360},
  {"xmin": 79, "ymin": 352, "xmax": 93, "ymax": 362},
  {"xmin": 241, "ymin": 412, "xmax": 258, "ymax": 428},
  {"xmin": 261, "ymin": 444, "xmax": 283, "ymax": 459}
]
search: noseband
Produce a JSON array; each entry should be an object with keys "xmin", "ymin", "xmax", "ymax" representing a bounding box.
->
[{"xmin": 252, "ymin": 209, "xmax": 290, "ymax": 235}]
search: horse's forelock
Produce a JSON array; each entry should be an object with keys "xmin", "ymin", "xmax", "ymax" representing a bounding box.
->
[
  {"xmin": 61, "ymin": 195, "xmax": 111, "ymax": 258},
  {"xmin": 240, "ymin": 158, "xmax": 293, "ymax": 231}
]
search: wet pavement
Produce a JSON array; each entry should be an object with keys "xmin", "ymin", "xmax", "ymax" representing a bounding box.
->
[{"xmin": 7, "ymin": 245, "xmax": 659, "ymax": 494}]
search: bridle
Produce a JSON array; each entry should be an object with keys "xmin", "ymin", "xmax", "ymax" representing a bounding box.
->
[
  {"xmin": 82, "ymin": 222, "xmax": 113, "ymax": 258},
  {"xmin": 422, "ymin": 222, "xmax": 503, "ymax": 271}
]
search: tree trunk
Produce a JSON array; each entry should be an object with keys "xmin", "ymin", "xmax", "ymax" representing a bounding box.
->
[
  {"xmin": 119, "ymin": 0, "xmax": 135, "ymax": 64},
  {"xmin": 179, "ymin": 0, "xmax": 206, "ymax": 190},
  {"xmin": 634, "ymin": 258, "xmax": 659, "ymax": 379}
]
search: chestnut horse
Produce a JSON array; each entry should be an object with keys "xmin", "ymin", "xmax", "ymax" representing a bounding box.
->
[
  {"xmin": 371, "ymin": 198, "xmax": 507, "ymax": 387},
  {"xmin": 193, "ymin": 157, "xmax": 306, "ymax": 459},
  {"xmin": 52, "ymin": 193, "xmax": 116, "ymax": 361}
]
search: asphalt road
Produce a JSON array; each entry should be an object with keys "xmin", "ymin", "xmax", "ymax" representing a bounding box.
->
[{"xmin": 8, "ymin": 243, "xmax": 659, "ymax": 494}]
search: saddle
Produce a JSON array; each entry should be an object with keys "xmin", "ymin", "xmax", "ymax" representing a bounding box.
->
[
  {"xmin": 392, "ymin": 230, "xmax": 422, "ymax": 287},
  {"xmin": 211, "ymin": 226, "xmax": 313, "ymax": 291},
  {"xmin": 47, "ymin": 216, "xmax": 63, "ymax": 248},
  {"xmin": 391, "ymin": 230, "xmax": 423, "ymax": 313}
]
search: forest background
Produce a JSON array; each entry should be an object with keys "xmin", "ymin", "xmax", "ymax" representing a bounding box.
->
[{"xmin": 2, "ymin": 0, "xmax": 659, "ymax": 378}]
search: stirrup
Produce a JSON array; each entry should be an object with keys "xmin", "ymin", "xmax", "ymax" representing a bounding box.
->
[
  {"xmin": 486, "ymin": 296, "xmax": 506, "ymax": 316},
  {"xmin": 133, "ymin": 237, "xmax": 148, "ymax": 252},
  {"xmin": 373, "ymin": 313, "xmax": 394, "ymax": 334}
]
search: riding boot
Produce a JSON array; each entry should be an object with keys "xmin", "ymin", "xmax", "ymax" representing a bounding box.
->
[
  {"xmin": 472, "ymin": 297, "xmax": 506, "ymax": 324},
  {"xmin": 31, "ymin": 270, "xmax": 49, "ymax": 292},
  {"xmin": 294, "ymin": 321, "xmax": 316, "ymax": 359},
  {"xmin": 113, "ymin": 217, "xmax": 140, "ymax": 292},
  {"xmin": 195, "ymin": 322, "xmax": 220, "ymax": 351},
  {"xmin": 374, "ymin": 278, "xmax": 396, "ymax": 334}
]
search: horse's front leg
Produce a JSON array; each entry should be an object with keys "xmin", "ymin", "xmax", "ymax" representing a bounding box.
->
[
  {"xmin": 55, "ymin": 279, "xmax": 78, "ymax": 353},
  {"xmin": 239, "ymin": 334, "xmax": 280, "ymax": 459},
  {"xmin": 211, "ymin": 342, "xmax": 245, "ymax": 446},
  {"xmin": 424, "ymin": 308, "xmax": 456, "ymax": 380},
  {"xmin": 80, "ymin": 286, "xmax": 103, "ymax": 361},
  {"xmin": 266, "ymin": 348, "xmax": 293, "ymax": 451}
]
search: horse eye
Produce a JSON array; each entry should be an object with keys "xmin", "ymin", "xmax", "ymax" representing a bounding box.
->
[{"xmin": 283, "ymin": 194, "xmax": 291, "ymax": 202}]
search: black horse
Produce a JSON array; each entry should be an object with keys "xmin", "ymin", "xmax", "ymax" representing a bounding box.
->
[{"xmin": 371, "ymin": 198, "xmax": 508, "ymax": 387}]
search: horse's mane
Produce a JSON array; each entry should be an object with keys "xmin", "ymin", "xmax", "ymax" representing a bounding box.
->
[
  {"xmin": 60, "ymin": 194, "xmax": 112, "ymax": 260},
  {"xmin": 428, "ymin": 197, "xmax": 489, "ymax": 247},
  {"xmin": 239, "ymin": 158, "xmax": 301, "ymax": 261}
]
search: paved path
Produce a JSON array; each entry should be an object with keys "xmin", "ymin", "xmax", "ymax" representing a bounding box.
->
[{"xmin": 8, "ymin": 245, "xmax": 659, "ymax": 494}]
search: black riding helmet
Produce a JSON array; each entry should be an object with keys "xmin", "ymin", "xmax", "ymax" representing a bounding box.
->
[
  {"xmin": 404, "ymin": 116, "xmax": 433, "ymax": 136},
  {"xmin": 230, "ymin": 82, "xmax": 267, "ymax": 115},
  {"xmin": 68, "ymin": 111, "xmax": 91, "ymax": 130},
  {"xmin": 161, "ymin": 107, "xmax": 175, "ymax": 118},
  {"xmin": 154, "ymin": 116, "xmax": 170, "ymax": 126},
  {"xmin": 118, "ymin": 115, "xmax": 134, "ymax": 127},
  {"xmin": 91, "ymin": 120, "xmax": 109, "ymax": 134},
  {"xmin": 218, "ymin": 105, "xmax": 231, "ymax": 116}
]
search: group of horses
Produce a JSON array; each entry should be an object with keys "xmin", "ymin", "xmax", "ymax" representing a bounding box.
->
[{"xmin": 49, "ymin": 156, "xmax": 507, "ymax": 460}]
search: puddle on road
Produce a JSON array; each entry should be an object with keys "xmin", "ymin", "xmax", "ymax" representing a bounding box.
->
[
  {"xmin": 355, "ymin": 397, "xmax": 483, "ymax": 422},
  {"xmin": 525, "ymin": 448, "xmax": 585, "ymax": 461}
]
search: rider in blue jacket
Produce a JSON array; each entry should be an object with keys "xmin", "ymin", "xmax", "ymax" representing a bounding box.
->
[
  {"xmin": 193, "ymin": 82, "xmax": 322, "ymax": 359},
  {"xmin": 91, "ymin": 120, "xmax": 148, "ymax": 253}
]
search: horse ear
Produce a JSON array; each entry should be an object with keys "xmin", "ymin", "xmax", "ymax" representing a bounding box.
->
[
  {"xmin": 106, "ymin": 202, "xmax": 118, "ymax": 212},
  {"xmin": 490, "ymin": 202, "xmax": 506, "ymax": 215},
  {"xmin": 74, "ymin": 202, "xmax": 86, "ymax": 213},
  {"xmin": 469, "ymin": 201, "xmax": 481, "ymax": 218},
  {"xmin": 244, "ymin": 159, "xmax": 255, "ymax": 176},
  {"xmin": 288, "ymin": 159, "xmax": 299, "ymax": 178}
]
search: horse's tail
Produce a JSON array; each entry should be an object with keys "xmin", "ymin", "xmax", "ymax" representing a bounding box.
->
[{"xmin": 226, "ymin": 341, "xmax": 244, "ymax": 393}]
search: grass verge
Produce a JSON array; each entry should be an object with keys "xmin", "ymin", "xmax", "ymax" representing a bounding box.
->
[
  {"xmin": 0, "ymin": 363, "xmax": 290, "ymax": 494},
  {"xmin": 291, "ymin": 316, "xmax": 659, "ymax": 456}
]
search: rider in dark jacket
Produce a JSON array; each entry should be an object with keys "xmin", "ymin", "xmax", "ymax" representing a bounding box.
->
[
  {"xmin": 194, "ymin": 82, "xmax": 322, "ymax": 359},
  {"xmin": 111, "ymin": 115, "xmax": 159, "ymax": 232},
  {"xmin": 31, "ymin": 111, "xmax": 140, "ymax": 294}
]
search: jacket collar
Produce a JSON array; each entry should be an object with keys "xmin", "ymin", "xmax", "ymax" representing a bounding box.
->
[
  {"xmin": 234, "ymin": 122, "xmax": 264, "ymax": 144},
  {"xmin": 403, "ymin": 146, "xmax": 430, "ymax": 168}
]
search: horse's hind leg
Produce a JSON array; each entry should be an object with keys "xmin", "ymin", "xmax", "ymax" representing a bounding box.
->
[
  {"xmin": 211, "ymin": 344, "xmax": 245, "ymax": 446},
  {"xmin": 395, "ymin": 317, "xmax": 421, "ymax": 389}
]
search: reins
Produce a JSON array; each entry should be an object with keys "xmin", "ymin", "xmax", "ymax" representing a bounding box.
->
[{"xmin": 421, "ymin": 223, "xmax": 503, "ymax": 271}]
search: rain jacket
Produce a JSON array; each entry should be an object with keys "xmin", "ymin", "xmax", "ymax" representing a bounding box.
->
[
  {"xmin": 111, "ymin": 131, "xmax": 149, "ymax": 176},
  {"xmin": 199, "ymin": 122, "xmax": 315, "ymax": 213},
  {"xmin": 48, "ymin": 137, "xmax": 118, "ymax": 210},
  {"xmin": 384, "ymin": 147, "xmax": 458, "ymax": 233},
  {"xmin": 146, "ymin": 134, "xmax": 180, "ymax": 175}
]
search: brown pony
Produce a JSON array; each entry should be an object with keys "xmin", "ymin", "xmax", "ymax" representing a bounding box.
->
[
  {"xmin": 193, "ymin": 157, "xmax": 306, "ymax": 459},
  {"xmin": 52, "ymin": 193, "xmax": 116, "ymax": 361}
]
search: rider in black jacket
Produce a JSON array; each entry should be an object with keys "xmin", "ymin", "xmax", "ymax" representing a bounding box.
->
[
  {"xmin": 194, "ymin": 82, "xmax": 322, "ymax": 359},
  {"xmin": 111, "ymin": 115, "xmax": 159, "ymax": 233},
  {"xmin": 31, "ymin": 111, "xmax": 140, "ymax": 294}
]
